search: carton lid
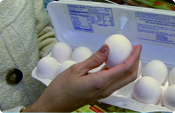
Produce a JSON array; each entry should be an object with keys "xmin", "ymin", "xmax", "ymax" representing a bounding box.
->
[{"xmin": 47, "ymin": 1, "xmax": 175, "ymax": 69}]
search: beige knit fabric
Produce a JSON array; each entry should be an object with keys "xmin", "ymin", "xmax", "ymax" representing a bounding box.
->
[{"xmin": 0, "ymin": 0, "xmax": 58, "ymax": 111}]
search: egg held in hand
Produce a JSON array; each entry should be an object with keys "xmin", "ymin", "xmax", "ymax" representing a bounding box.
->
[
  {"xmin": 36, "ymin": 57, "xmax": 60, "ymax": 80},
  {"xmin": 104, "ymin": 34, "xmax": 132, "ymax": 68},
  {"xmin": 133, "ymin": 76, "xmax": 162, "ymax": 104},
  {"xmin": 71, "ymin": 46, "xmax": 93, "ymax": 63},
  {"xmin": 142, "ymin": 60, "xmax": 168, "ymax": 85},
  {"xmin": 51, "ymin": 42, "xmax": 73, "ymax": 63},
  {"xmin": 162, "ymin": 84, "xmax": 175, "ymax": 110},
  {"xmin": 168, "ymin": 67, "xmax": 175, "ymax": 85}
]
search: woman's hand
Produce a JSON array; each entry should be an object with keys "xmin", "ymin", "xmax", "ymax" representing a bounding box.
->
[{"xmin": 22, "ymin": 44, "xmax": 142, "ymax": 112}]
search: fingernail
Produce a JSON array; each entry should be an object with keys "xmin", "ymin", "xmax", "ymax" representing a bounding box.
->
[{"xmin": 99, "ymin": 44, "xmax": 108, "ymax": 53}]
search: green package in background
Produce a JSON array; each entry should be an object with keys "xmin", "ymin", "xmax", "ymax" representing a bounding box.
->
[
  {"xmin": 135, "ymin": 0, "xmax": 175, "ymax": 11},
  {"xmin": 72, "ymin": 104, "xmax": 107, "ymax": 113},
  {"xmin": 72, "ymin": 102, "xmax": 138, "ymax": 113}
]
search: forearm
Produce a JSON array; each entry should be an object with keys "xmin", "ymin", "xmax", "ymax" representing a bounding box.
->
[{"xmin": 21, "ymin": 83, "xmax": 89, "ymax": 112}]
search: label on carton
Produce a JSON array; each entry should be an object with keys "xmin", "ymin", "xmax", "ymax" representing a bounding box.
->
[
  {"xmin": 68, "ymin": 4, "xmax": 114, "ymax": 33},
  {"xmin": 135, "ymin": 11, "xmax": 175, "ymax": 46}
]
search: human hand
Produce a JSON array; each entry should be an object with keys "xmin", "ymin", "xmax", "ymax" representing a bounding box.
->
[{"xmin": 22, "ymin": 44, "xmax": 142, "ymax": 112}]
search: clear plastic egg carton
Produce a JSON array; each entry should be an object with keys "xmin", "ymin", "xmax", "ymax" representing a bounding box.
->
[{"xmin": 32, "ymin": 0, "xmax": 175, "ymax": 112}]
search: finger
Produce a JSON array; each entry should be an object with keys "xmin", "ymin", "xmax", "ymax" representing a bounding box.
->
[
  {"xmin": 101, "ymin": 44, "xmax": 142, "ymax": 81},
  {"xmin": 84, "ymin": 58, "xmax": 139, "ymax": 100},
  {"xmin": 122, "ymin": 44, "xmax": 142, "ymax": 71},
  {"xmin": 104, "ymin": 70, "xmax": 137, "ymax": 97},
  {"xmin": 104, "ymin": 58, "xmax": 140, "ymax": 95},
  {"xmin": 81, "ymin": 58, "xmax": 139, "ymax": 100},
  {"xmin": 77, "ymin": 44, "xmax": 109, "ymax": 73},
  {"xmin": 116, "ymin": 55, "xmax": 140, "ymax": 88}
]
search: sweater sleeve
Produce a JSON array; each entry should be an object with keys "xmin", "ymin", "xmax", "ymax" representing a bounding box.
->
[
  {"xmin": 2, "ymin": 106, "xmax": 25, "ymax": 112},
  {"xmin": 34, "ymin": 0, "xmax": 58, "ymax": 58}
]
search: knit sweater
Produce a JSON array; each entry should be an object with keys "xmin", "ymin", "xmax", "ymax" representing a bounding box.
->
[{"xmin": 0, "ymin": 0, "xmax": 58, "ymax": 111}]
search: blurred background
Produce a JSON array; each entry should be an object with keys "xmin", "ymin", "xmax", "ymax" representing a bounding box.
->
[{"xmin": 45, "ymin": 0, "xmax": 175, "ymax": 11}]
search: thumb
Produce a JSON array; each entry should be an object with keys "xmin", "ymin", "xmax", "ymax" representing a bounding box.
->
[{"xmin": 79, "ymin": 44, "xmax": 109, "ymax": 72}]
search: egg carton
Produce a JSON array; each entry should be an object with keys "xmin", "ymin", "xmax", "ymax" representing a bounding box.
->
[
  {"xmin": 32, "ymin": 0, "xmax": 175, "ymax": 112},
  {"xmin": 31, "ymin": 58, "xmax": 173, "ymax": 112}
]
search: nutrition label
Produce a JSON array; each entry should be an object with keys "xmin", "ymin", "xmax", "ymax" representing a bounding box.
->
[
  {"xmin": 135, "ymin": 12, "xmax": 175, "ymax": 45},
  {"xmin": 68, "ymin": 4, "xmax": 114, "ymax": 33}
]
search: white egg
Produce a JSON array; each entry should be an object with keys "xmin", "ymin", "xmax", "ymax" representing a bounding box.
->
[
  {"xmin": 51, "ymin": 42, "xmax": 73, "ymax": 63},
  {"xmin": 133, "ymin": 76, "xmax": 162, "ymax": 104},
  {"xmin": 36, "ymin": 57, "xmax": 60, "ymax": 80},
  {"xmin": 142, "ymin": 60, "xmax": 168, "ymax": 85},
  {"xmin": 71, "ymin": 46, "xmax": 93, "ymax": 63},
  {"xmin": 162, "ymin": 84, "xmax": 175, "ymax": 110},
  {"xmin": 104, "ymin": 34, "xmax": 132, "ymax": 68},
  {"xmin": 168, "ymin": 67, "xmax": 175, "ymax": 85},
  {"xmin": 57, "ymin": 60, "xmax": 77, "ymax": 75}
]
